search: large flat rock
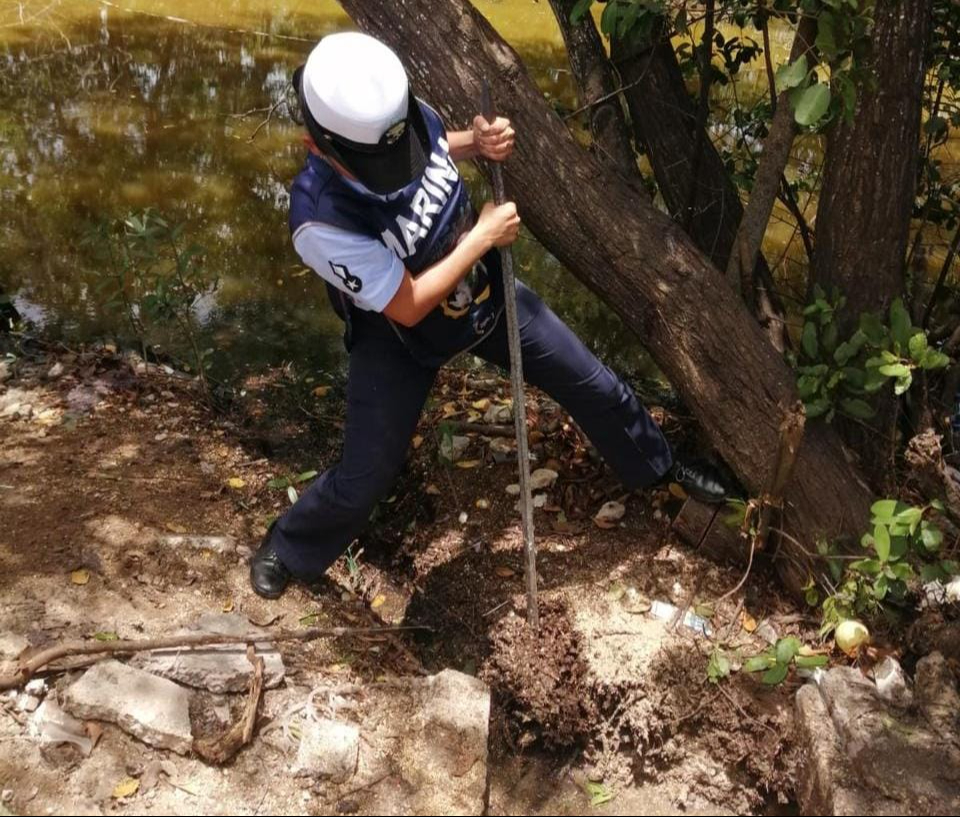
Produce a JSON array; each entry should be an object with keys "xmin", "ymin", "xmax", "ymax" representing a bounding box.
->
[{"xmin": 62, "ymin": 659, "xmax": 193, "ymax": 754}]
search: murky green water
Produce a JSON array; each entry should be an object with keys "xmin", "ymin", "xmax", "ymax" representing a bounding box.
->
[{"xmin": 0, "ymin": 1, "xmax": 841, "ymax": 382}]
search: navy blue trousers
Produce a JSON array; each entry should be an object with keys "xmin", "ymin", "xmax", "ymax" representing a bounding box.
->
[{"xmin": 272, "ymin": 283, "xmax": 672, "ymax": 579}]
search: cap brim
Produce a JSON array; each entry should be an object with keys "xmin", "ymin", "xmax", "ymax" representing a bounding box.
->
[{"xmin": 334, "ymin": 101, "xmax": 430, "ymax": 196}]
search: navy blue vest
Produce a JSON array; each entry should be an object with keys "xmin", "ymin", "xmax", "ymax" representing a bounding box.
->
[{"xmin": 289, "ymin": 101, "xmax": 504, "ymax": 367}]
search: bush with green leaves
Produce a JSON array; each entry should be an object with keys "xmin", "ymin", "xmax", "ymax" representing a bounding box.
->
[
  {"xmin": 792, "ymin": 288, "xmax": 950, "ymax": 421},
  {"xmin": 816, "ymin": 499, "xmax": 957, "ymax": 634},
  {"xmin": 85, "ymin": 209, "xmax": 217, "ymax": 390},
  {"xmin": 743, "ymin": 636, "xmax": 829, "ymax": 685}
]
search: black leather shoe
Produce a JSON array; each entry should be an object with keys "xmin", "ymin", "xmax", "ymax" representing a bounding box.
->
[
  {"xmin": 666, "ymin": 458, "xmax": 732, "ymax": 504},
  {"xmin": 250, "ymin": 532, "xmax": 292, "ymax": 600}
]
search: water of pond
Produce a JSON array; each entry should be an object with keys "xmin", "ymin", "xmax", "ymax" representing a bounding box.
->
[{"xmin": 1, "ymin": 0, "xmax": 809, "ymax": 383}]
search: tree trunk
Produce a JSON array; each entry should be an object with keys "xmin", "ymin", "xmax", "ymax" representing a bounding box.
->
[
  {"xmin": 813, "ymin": 0, "xmax": 930, "ymax": 329},
  {"xmin": 546, "ymin": 0, "xmax": 643, "ymax": 190},
  {"xmin": 339, "ymin": 0, "xmax": 874, "ymax": 600},
  {"xmin": 610, "ymin": 29, "xmax": 788, "ymax": 349},
  {"xmin": 726, "ymin": 16, "xmax": 818, "ymax": 298},
  {"xmin": 812, "ymin": 0, "xmax": 932, "ymax": 490}
]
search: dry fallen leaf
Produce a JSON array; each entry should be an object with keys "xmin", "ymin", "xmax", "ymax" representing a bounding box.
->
[
  {"xmin": 370, "ymin": 594, "xmax": 386, "ymax": 610},
  {"xmin": 456, "ymin": 459, "xmax": 482, "ymax": 469},
  {"xmin": 441, "ymin": 401, "xmax": 459, "ymax": 417},
  {"xmin": 593, "ymin": 500, "xmax": 626, "ymax": 528},
  {"xmin": 313, "ymin": 385, "xmax": 331, "ymax": 398},
  {"xmin": 165, "ymin": 522, "xmax": 187, "ymax": 534},
  {"xmin": 495, "ymin": 566, "xmax": 516, "ymax": 578},
  {"xmin": 425, "ymin": 483, "xmax": 441, "ymax": 495},
  {"xmin": 741, "ymin": 610, "xmax": 758, "ymax": 633},
  {"xmin": 668, "ymin": 482, "xmax": 688, "ymax": 500},
  {"xmin": 227, "ymin": 477, "xmax": 245, "ymax": 489},
  {"xmin": 412, "ymin": 434, "xmax": 424, "ymax": 450},
  {"xmin": 475, "ymin": 498, "xmax": 490, "ymax": 509},
  {"xmin": 471, "ymin": 398, "xmax": 491, "ymax": 410},
  {"xmin": 222, "ymin": 599, "xmax": 235, "ymax": 613},
  {"xmin": 112, "ymin": 778, "xmax": 140, "ymax": 800},
  {"xmin": 70, "ymin": 568, "xmax": 90, "ymax": 586}
]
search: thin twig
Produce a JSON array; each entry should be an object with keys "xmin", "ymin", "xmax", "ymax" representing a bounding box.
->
[{"xmin": 0, "ymin": 624, "xmax": 430, "ymax": 691}]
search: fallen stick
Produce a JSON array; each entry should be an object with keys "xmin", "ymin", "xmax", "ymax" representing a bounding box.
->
[
  {"xmin": 449, "ymin": 421, "xmax": 515, "ymax": 438},
  {"xmin": 0, "ymin": 624, "xmax": 429, "ymax": 691},
  {"xmin": 193, "ymin": 646, "xmax": 264, "ymax": 764}
]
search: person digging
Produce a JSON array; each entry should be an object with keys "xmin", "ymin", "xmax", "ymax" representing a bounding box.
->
[{"xmin": 251, "ymin": 32, "xmax": 732, "ymax": 600}]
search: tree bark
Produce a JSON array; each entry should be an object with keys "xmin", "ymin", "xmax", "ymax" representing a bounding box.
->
[
  {"xmin": 339, "ymin": 0, "xmax": 874, "ymax": 600},
  {"xmin": 726, "ymin": 16, "xmax": 818, "ymax": 296},
  {"xmin": 610, "ymin": 28, "xmax": 788, "ymax": 349},
  {"xmin": 812, "ymin": 0, "xmax": 933, "ymax": 490},
  {"xmin": 546, "ymin": 0, "xmax": 643, "ymax": 190}
]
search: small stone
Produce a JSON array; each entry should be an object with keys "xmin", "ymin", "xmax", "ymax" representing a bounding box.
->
[
  {"xmin": 294, "ymin": 717, "xmax": 360, "ymax": 782},
  {"xmin": 441, "ymin": 434, "xmax": 471, "ymax": 462},
  {"xmin": 62, "ymin": 660, "xmax": 193, "ymax": 754},
  {"xmin": 756, "ymin": 621, "xmax": 779, "ymax": 645},
  {"xmin": 484, "ymin": 403, "xmax": 512, "ymax": 424},
  {"xmin": 505, "ymin": 483, "xmax": 521, "ymax": 496},
  {"xmin": 47, "ymin": 362, "xmax": 64, "ymax": 379},
  {"xmin": 0, "ymin": 360, "xmax": 10, "ymax": 383},
  {"xmin": 488, "ymin": 437, "xmax": 514, "ymax": 463},
  {"xmin": 458, "ymin": 511, "xmax": 469, "ymax": 524},
  {"xmin": 532, "ymin": 493, "xmax": 548, "ymax": 508},
  {"xmin": 529, "ymin": 468, "xmax": 559, "ymax": 491},
  {"xmin": 16, "ymin": 694, "xmax": 40, "ymax": 713}
]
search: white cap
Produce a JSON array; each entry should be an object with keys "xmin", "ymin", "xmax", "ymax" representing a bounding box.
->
[{"xmin": 300, "ymin": 32, "xmax": 409, "ymax": 146}]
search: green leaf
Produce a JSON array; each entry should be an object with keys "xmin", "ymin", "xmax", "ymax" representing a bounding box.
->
[
  {"xmin": 840, "ymin": 398, "xmax": 875, "ymax": 419},
  {"xmin": 895, "ymin": 372, "xmax": 913, "ymax": 395},
  {"xmin": 296, "ymin": 470, "xmax": 319, "ymax": 483},
  {"xmin": 287, "ymin": 485, "xmax": 299, "ymax": 505},
  {"xmin": 584, "ymin": 781, "xmax": 615, "ymax": 807},
  {"xmin": 889, "ymin": 299, "xmax": 913, "ymax": 348},
  {"xmin": 776, "ymin": 637, "xmax": 802, "ymax": 665},
  {"xmin": 267, "ymin": 477, "xmax": 290, "ymax": 489},
  {"xmin": 94, "ymin": 631, "xmax": 120, "ymax": 641},
  {"xmin": 931, "ymin": 498, "xmax": 946, "ymax": 512},
  {"xmin": 922, "ymin": 348, "xmax": 951, "ymax": 370},
  {"xmin": 889, "ymin": 562, "xmax": 914, "ymax": 581},
  {"xmin": 871, "ymin": 499, "xmax": 900, "ymax": 520},
  {"xmin": 874, "ymin": 574, "xmax": 889, "ymax": 599},
  {"xmin": 873, "ymin": 524, "xmax": 891, "ymax": 561},
  {"xmin": 804, "ymin": 396, "xmax": 832, "ymax": 418},
  {"xmin": 744, "ymin": 654, "xmax": 777, "ymax": 673},
  {"xmin": 570, "ymin": 0, "xmax": 594, "ymax": 24},
  {"xmin": 777, "ymin": 55, "xmax": 809, "ymax": 91},
  {"xmin": 815, "ymin": 11, "xmax": 838, "ymax": 58},
  {"xmin": 922, "ymin": 525, "xmax": 944, "ymax": 551},
  {"xmin": 793, "ymin": 83, "xmax": 831, "ymax": 127},
  {"xmin": 762, "ymin": 663, "xmax": 790, "ymax": 685},
  {"xmin": 802, "ymin": 322, "xmax": 819, "ymax": 359},
  {"xmin": 860, "ymin": 312, "xmax": 887, "ymax": 345},
  {"xmin": 707, "ymin": 650, "xmax": 731, "ymax": 684},
  {"xmin": 909, "ymin": 332, "xmax": 929, "ymax": 363},
  {"xmin": 895, "ymin": 505, "xmax": 923, "ymax": 532},
  {"xmin": 821, "ymin": 321, "xmax": 839, "ymax": 355},
  {"xmin": 851, "ymin": 558, "xmax": 882, "ymax": 575},
  {"xmin": 878, "ymin": 363, "xmax": 911, "ymax": 378},
  {"xmin": 921, "ymin": 563, "xmax": 948, "ymax": 583},
  {"xmin": 795, "ymin": 654, "xmax": 829, "ymax": 669}
]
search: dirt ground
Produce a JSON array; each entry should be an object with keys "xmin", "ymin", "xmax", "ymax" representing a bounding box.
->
[{"xmin": 0, "ymin": 340, "xmax": 809, "ymax": 815}]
